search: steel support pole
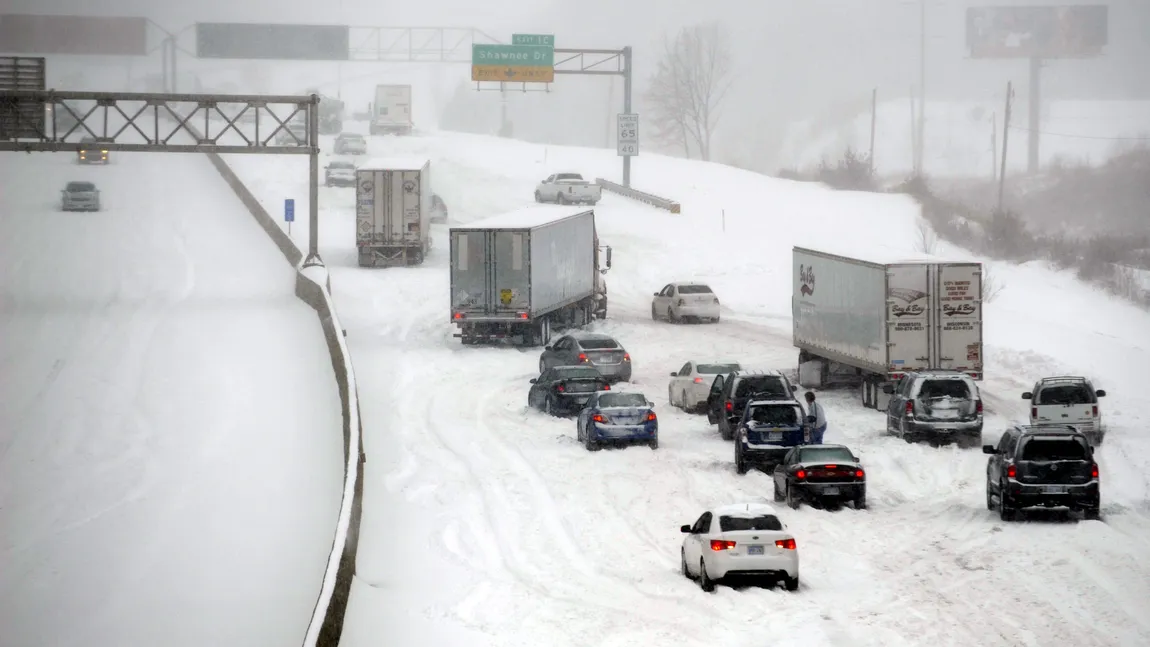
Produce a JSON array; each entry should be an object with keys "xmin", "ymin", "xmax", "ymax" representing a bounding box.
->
[
  {"xmin": 170, "ymin": 37, "xmax": 178, "ymax": 93},
  {"xmin": 304, "ymin": 94, "xmax": 322, "ymax": 267},
  {"xmin": 1027, "ymin": 56, "xmax": 1041, "ymax": 173},
  {"xmin": 622, "ymin": 46, "xmax": 632, "ymax": 188}
]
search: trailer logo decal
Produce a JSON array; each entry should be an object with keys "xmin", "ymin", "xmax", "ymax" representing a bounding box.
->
[
  {"xmin": 943, "ymin": 303, "xmax": 977, "ymax": 316},
  {"xmin": 403, "ymin": 179, "xmax": 418, "ymax": 194},
  {"xmin": 891, "ymin": 304, "xmax": 925, "ymax": 317},
  {"xmin": 888, "ymin": 288, "xmax": 927, "ymax": 303},
  {"xmin": 799, "ymin": 264, "xmax": 816, "ymax": 296},
  {"xmin": 359, "ymin": 179, "xmax": 373, "ymax": 194}
]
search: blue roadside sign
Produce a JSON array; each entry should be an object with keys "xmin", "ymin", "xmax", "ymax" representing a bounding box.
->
[{"xmin": 285, "ymin": 198, "xmax": 295, "ymax": 222}]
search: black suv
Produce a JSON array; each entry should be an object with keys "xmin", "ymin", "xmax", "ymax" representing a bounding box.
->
[
  {"xmin": 983, "ymin": 425, "xmax": 1100, "ymax": 521},
  {"xmin": 706, "ymin": 370, "xmax": 799, "ymax": 441}
]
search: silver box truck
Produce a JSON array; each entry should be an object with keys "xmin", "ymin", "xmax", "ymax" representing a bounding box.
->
[
  {"xmin": 450, "ymin": 206, "xmax": 612, "ymax": 346},
  {"xmin": 792, "ymin": 245, "xmax": 983, "ymax": 409},
  {"xmin": 356, "ymin": 157, "xmax": 431, "ymax": 267}
]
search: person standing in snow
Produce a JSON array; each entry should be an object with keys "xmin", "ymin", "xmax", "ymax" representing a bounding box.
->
[{"xmin": 804, "ymin": 391, "xmax": 827, "ymax": 444}]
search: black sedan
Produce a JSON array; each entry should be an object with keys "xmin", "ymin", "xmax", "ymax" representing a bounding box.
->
[
  {"xmin": 529, "ymin": 365, "xmax": 611, "ymax": 416},
  {"xmin": 772, "ymin": 444, "xmax": 866, "ymax": 510}
]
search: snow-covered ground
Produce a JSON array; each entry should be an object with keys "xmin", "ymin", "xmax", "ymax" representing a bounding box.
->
[
  {"xmin": 0, "ymin": 150, "xmax": 344, "ymax": 646},
  {"xmin": 780, "ymin": 99, "xmax": 1150, "ymax": 178},
  {"xmin": 225, "ymin": 127, "xmax": 1150, "ymax": 646}
]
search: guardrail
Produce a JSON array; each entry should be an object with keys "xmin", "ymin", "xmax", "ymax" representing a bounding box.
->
[
  {"xmin": 196, "ymin": 138, "xmax": 363, "ymax": 647},
  {"xmin": 595, "ymin": 177, "xmax": 681, "ymax": 214}
]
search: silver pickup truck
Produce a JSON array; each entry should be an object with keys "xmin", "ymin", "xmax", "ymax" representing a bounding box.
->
[
  {"xmin": 61, "ymin": 181, "xmax": 100, "ymax": 212},
  {"xmin": 534, "ymin": 172, "xmax": 601, "ymax": 205}
]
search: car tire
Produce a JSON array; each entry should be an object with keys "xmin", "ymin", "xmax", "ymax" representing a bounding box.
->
[
  {"xmin": 651, "ymin": 303, "xmax": 658, "ymax": 320},
  {"xmin": 545, "ymin": 396, "xmax": 556, "ymax": 417},
  {"xmin": 1083, "ymin": 506, "xmax": 1101, "ymax": 521},
  {"xmin": 786, "ymin": 484, "xmax": 801, "ymax": 510},
  {"xmin": 681, "ymin": 549, "xmax": 692, "ymax": 579},
  {"xmin": 719, "ymin": 420, "xmax": 734, "ymax": 442},
  {"xmin": 649, "ymin": 437, "xmax": 658, "ymax": 450},
  {"xmin": 854, "ymin": 493, "xmax": 867, "ymax": 510},
  {"xmin": 735, "ymin": 444, "xmax": 748, "ymax": 475},
  {"xmin": 999, "ymin": 492, "xmax": 1016, "ymax": 521},
  {"xmin": 668, "ymin": 384, "xmax": 676, "ymax": 408},
  {"xmin": 585, "ymin": 428, "xmax": 600, "ymax": 451},
  {"xmin": 699, "ymin": 560, "xmax": 716, "ymax": 592},
  {"xmin": 784, "ymin": 574, "xmax": 799, "ymax": 592},
  {"xmin": 667, "ymin": 307, "xmax": 677, "ymax": 323},
  {"xmin": 985, "ymin": 487, "xmax": 995, "ymax": 511},
  {"xmin": 534, "ymin": 191, "xmax": 543, "ymax": 203}
]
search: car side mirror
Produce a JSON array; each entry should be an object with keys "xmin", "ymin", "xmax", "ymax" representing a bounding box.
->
[
  {"xmin": 680, "ymin": 524, "xmax": 691, "ymax": 533},
  {"xmin": 669, "ymin": 372, "xmax": 677, "ymax": 377},
  {"xmin": 982, "ymin": 445, "xmax": 996, "ymax": 454},
  {"xmin": 529, "ymin": 378, "xmax": 537, "ymax": 384},
  {"xmin": 882, "ymin": 384, "xmax": 894, "ymax": 394},
  {"xmin": 604, "ymin": 247, "xmax": 612, "ymax": 269},
  {"xmin": 1021, "ymin": 392, "xmax": 1032, "ymax": 399},
  {"xmin": 1096, "ymin": 389, "xmax": 1106, "ymax": 397},
  {"xmin": 653, "ymin": 292, "xmax": 660, "ymax": 296},
  {"xmin": 851, "ymin": 454, "xmax": 859, "ymax": 462},
  {"xmin": 543, "ymin": 345, "xmax": 552, "ymax": 351}
]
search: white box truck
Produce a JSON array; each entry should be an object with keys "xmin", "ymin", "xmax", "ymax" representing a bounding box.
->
[
  {"xmin": 369, "ymin": 84, "xmax": 413, "ymax": 136},
  {"xmin": 355, "ymin": 157, "xmax": 431, "ymax": 267},
  {"xmin": 792, "ymin": 245, "xmax": 983, "ymax": 409},
  {"xmin": 450, "ymin": 206, "xmax": 612, "ymax": 346}
]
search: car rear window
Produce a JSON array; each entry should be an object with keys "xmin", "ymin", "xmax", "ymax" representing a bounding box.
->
[
  {"xmin": 719, "ymin": 515, "xmax": 783, "ymax": 532},
  {"xmin": 735, "ymin": 376, "xmax": 789, "ymax": 399},
  {"xmin": 554, "ymin": 367, "xmax": 601, "ymax": 379},
  {"xmin": 598, "ymin": 393, "xmax": 646, "ymax": 407},
  {"xmin": 798, "ymin": 446, "xmax": 855, "ymax": 463},
  {"xmin": 578, "ymin": 339, "xmax": 619, "ymax": 350},
  {"xmin": 919, "ymin": 379, "xmax": 971, "ymax": 399},
  {"xmin": 677, "ymin": 284, "xmax": 713, "ymax": 294},
  {"xmin": 698, "ymin": 363, "xmax": 740, "ymax": 374},
  {"xmin": 1036, "ymin": 384, "xmax": 1094, "ymax": 405},
  {"xmin": 66, "ymin": 182, "xmax": 95, "ymax": 191},
  {"xmin": 1020, "ymin": 437, "xmax": 1089, "ymax": 461},
  {"xmin": 748, "ymin": 404, "xmax": 800, "ymax": 426}
]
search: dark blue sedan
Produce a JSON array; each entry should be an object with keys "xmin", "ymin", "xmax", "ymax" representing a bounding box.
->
[
  {"xmin": 576, "ymin": 391, "xmax": 659, "ymax": 451},
  {"xmin": 734, "ymin": 399, "xmax": 810, "ymax": 474}
]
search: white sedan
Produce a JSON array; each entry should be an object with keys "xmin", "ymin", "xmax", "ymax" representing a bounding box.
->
[
  {"xmin": 668, "ymin": 361, "xmax": 741, "ymax": 412},
  {"xmin": 652, "ymin": 282, "xmax": 721, "ymax": 323},
  {"xmin": 680, "ymin": 502, "xmax": 799, "ymax": 592}
]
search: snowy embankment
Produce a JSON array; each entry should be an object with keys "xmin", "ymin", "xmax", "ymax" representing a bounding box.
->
[
  {"xmin": 226, "ymin": 128, "xmax": 1150, "ymax": 646},
  {"xmin": 0, "ymin": 149, "xmax": 344, "ymax": 646}
]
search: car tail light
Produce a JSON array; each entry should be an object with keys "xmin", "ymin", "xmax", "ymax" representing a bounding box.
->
[
  {"xmin": 556, "ymin": 384, "xmax": 565, "ymax": 392},
  {"xmin": 710, "ymin": 539, "xmax": 736, "ymax": 551},
  {"xmin": 1092, "ymin": 405, "xmax": 1098, "ymax": 417},
  {"xmin": 694, "ymin": 377, "xmax": 704, "ymax": 383},
  {"xmin": 795, "ymin": 469, "xmax": 806, "ymax": 479},
  {"xmin": 578, "ymin": 353, "xmax": 588, "ymax": 362},
  {"xmin": 646, "ymin": 412, "xmax": 657, "ymax": 421},
  {"xmin": 1091, "ymin": 463, "xmax": 1099, "ymax": 479},
  {"xmin": 1031, "ymin": 407, "xmax": 1037, "ymax": 418},
  {"xmin": 592, "ymin": 414, "xmax": 605, "ymax": 423},
  {"xmin": 824, "ymin": 465, "xmax": 838, "ymax": 469},
  {"xmin": 518, "ymin": 312, "xmax": 528, "ymax": 319},
  {"xmin": 775, "ymin": 538, "xmax": 796, "ymax": 550},
  {"xmin": 601, "ymin": 383, "xmax": 610, "ymax": 390},
  {"xmin": 623, "ymin": 353, "xmax": 631, "ymax": 362},
  {"xmin": 1006, "ymin": 464, "xmax": 1016, "ymax": 479},
  {"xmin": 976, "ymin": 400, "xmax": 983, "ymax": 414},
  {"xmin": 905, "ymin": 401, "xmax": 914, "ymax": 416},
  {"xmin": 725, "ymin": 401, "xmax": 732, "ymax": 412},
  {"xmin": 453, "ymin": 312, "xmax": 464, "ymax": 319},
  {"xmin": 677, "ymin": 299, "xmax": 685, "ymax": 306},
  {"xmin": 855, "ymin": 469, "xmax": 865, "ymax": 478}
]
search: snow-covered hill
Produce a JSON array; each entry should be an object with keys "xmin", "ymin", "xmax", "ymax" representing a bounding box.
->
[{"xmin": 224, "ymin": 128, "xmax": 1150, "ymax": 646}]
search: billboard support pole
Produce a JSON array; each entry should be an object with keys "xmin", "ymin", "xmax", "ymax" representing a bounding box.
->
[
  {"xmin": 622, "ymin": 45, "xmax": 632, "ymax": 189},
  {"xmin": 1027, "ymin": 56, "xmax": 1041, "ymax": 174},
  {"xmin": 305, "ymin": 92, "xmax": 321, "ymax": 267},
  {"xmin": 997, "ymin": 81, "xmax": 1014, "ymax": 213}
]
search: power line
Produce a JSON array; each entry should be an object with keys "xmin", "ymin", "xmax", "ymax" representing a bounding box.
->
[{"xmin": 1007, "ymin": 125, "xmax": 1150, "ymax": 141}]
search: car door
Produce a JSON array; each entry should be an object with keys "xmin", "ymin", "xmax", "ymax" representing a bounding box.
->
[
  {"xmin": 541, "ymin": 336, "xmax": 567, "ymax": 369},
  {"xmin": 577, "ymin": 393, "xmax": 597, "ymax": 437},
  {"xmin": 542, "ymin": 174, "xmax": 557, "ymax": 199},
  {"xmin": 653, "ymin": 285, "xmax": 673, "ymax": 315},
  {"xmin": 683, "ymin": 511, "xmax": 712, "ymax": 571},
  {"xmin": 706, "ymin": 375, "xmax": 726, "ymax": 423},
  {"xmin": 773, "ymin": 449, "xmax": 796, "ymax": 492},
  {"xmin": 886, "ymin": 376, "xmax": 910, "ymax": 431},
  {"xmin": 987, "ymin": 429, "xmax": 1015, "ymax": 493},
  {"xmin": 529, "ymin": 370, "xmax": 550, "ymax": 408},
  {"xmin": 670, "ymin": 362, "xmax": 693, "ymax": 405}
]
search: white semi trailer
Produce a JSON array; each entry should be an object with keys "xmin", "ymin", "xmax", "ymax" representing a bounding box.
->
[
  {"xmin": 369, "ymin": 84, "xmax": 413, "ymax": 136},
  {"xmin": 792, "ymin": 245, "xmax": 983, "ymax": 410},
  {"xmin": 355, "ymin": 158, "xmax": 431, "ymax": 267}
]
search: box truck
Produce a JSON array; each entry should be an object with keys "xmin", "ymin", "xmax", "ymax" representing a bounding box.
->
[
  {"xmin": 450, "ymin": 206, "xmax": 612, "ymax": 346},
  {"xmin": 355, "ymin": 158, "xmax": 431, "ymax": 267},
  {"xmin": 369, "ymin": 84, "xmax": 413, "ymax": 135},
  {"xmin": 792, "ymin": 245, "xmax": 983, "ymax": 409}
]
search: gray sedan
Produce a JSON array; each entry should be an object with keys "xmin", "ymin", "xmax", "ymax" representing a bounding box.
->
[
  {"xmin": 538, "ymin": 332, "xmax": 632, "ymax": 383},
  {"xmin": 61, "ymin": 181, "xmax": 100, "ymax": 212}
]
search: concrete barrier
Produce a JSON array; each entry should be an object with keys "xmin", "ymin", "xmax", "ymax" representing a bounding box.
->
[
  {"xmin": 196, "ymin": 145, "xmax": 362, "ymax": 647},
  {"xmin": 595, "ymin": 177, "xmax": 681, "ymax": 214}
]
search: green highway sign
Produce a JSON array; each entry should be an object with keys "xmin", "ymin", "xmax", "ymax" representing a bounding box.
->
[
  {"xmin": 472, "ymin": 44, "xmax": 554, "ymax": 67},
  {"xmin": 512, "ymin": 33, "xmax": 555, "ymax": 47}
]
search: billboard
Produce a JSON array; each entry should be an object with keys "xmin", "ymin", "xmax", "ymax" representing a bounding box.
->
[
  {"xmin": 196, "ymin": 23, "xmax": 349, "ymax": 60},
  {"xmin": 0, "ymin": 56, "xmax": 46, "ymax": 139},
  {"xmin": 0, "ymin": 14, "xmax": 147, "ymax": 56},
  {"xmin": 966, "ymin": 5, "xmax": 1108, "ymax": 58}
]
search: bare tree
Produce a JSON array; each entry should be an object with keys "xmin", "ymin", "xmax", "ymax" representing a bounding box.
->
[
  {"xmin": 644, "ymin": 22, "xmax": 732, "ymax": 161},
  {"xmin": 916, "ymin": 220, "xmax": 939, "ymax": 254},
  {"xmin": 982, "ymin": 264, "xmax": 1005, "ymax": 304}
]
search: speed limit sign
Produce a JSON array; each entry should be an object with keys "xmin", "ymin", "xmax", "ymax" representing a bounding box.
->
[{"xmin": 617, "ymin": 113, "xmax": 639, "ymax": 157}]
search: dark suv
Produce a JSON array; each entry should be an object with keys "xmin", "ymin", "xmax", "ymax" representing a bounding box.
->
[
  {"xmin": 883, "ymin": 370, "xmax": 983, "ymax": 448},
  {"xmin": 706, "ymin": 370, "xmax": 799, "ymax": 441},
  {"xmin": 983, "ymin": 425, "xmax": 1100, "ymax": 521}
]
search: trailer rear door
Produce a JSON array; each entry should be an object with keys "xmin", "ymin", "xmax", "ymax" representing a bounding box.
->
[
  {"xmin": 934, "ymin": 263, "xmax": 983, "ymax": 377},
  {"xmin": 886, "ymin": 264, "xmax": 931, "ymax": 372},
  {"xmin": 492, "ymin": 230, "xmax": 531, "ymax": 312},
  {"xmin": 451, "ymin": 230, "xmax": 491, "ymax": 313}
]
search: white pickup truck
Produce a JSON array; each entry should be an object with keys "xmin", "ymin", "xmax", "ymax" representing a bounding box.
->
[{"xmin": 534, "ymin": 173, "xmax": 601, "ymax": 205}]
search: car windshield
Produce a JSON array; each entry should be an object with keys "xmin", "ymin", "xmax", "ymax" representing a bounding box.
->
[
  {"xmin": 341, "ymin": 134, "xmax": 364, "ymax": 141},
  {"xmin": 677, "ymin": 284, "xmax": 713, "ymax": 294},
  {"xmin": 597, "ymin": 393, "xmax": 647, "ymax": 408},
  {"xmin": 919, "ymin": 379, "xmax": 971, "ymax": 400},
  {"xmin": 719, "ymin": 514, "xmax": 783, "ymax": 532},
  {"xmin": 797, "ymin": 446, "xmax": 855, "ymax": 463},
  {"xmin": 748, "ymin": 404, "xmax": 800, "ymax": 426},
  {"xmin": 578, "ymin": 339, "xmax": 619, "ymax": 350},
  {"xmin": 554, "ymin": 367, "xmax": 601, "ymax": 379},
  {"xmin": 555, "ymin": 173, "xmax": 582, "ymax": 181},
  {"xmin": 697, "ymin": 363, "xmax": 740, "ymax": 374},
  {"xmin": 1020, "ymin": 437, "xmax": 1089, "ymax": 460},
  {"xmin": 66, "ymin": 182, "xmax": 95, "ymax": 191},
  {"xmin": 735, "ymin": 376, "xmax": 789, "ymax": 399},
  {"xmin": 1036, "ymin": 384, "xmax": 1094, "ymax": 405},
  {"xmin": 330, "ymin": 163, "xmax": 354, "ymax": 169}
]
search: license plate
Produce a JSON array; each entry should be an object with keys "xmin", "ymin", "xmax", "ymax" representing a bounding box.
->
[
  {"xmin": 935, "ymin": 410, "xmax": 958, "ymax": 419},
  {"xmin": 767, "ymin": 432, "xmax": 783, "ymax": 441},
  {"xmin": 1042, "ymin": 486, "xmax": 1067, "ymax": 494},
  {"xmin": 747, "ymin": 545, "xmax": 764, "ymax": 555},
  {"xmin": 822, "ymin": 487, "xmax": 840, "ymax": 496}
]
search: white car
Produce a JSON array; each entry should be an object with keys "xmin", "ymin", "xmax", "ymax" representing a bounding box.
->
[
  {"xmin": 652, "ymin": 282, "xmax": 721, "ymax": 323},
  {"xmin": 668, "ymin": 360, "xmax": 742, "ymax": 412},
  {"xmin": 680, "ymin": 502, "xmax": 799, "ymax": 592}
]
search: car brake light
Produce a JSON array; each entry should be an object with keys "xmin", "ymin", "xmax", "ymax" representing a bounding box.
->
[
  {"xmin": 623, "ymin": 353, "xmax": 631, "ymax": 362},
  {"xmin": 646, "ymin": 412, "xmax": 657, "ymax": 421},
  {"xmin": 578, "ymin": 353, "xmax": 588, "ymax": 362},
  {"xmin": 796, "ymin": 469, "xmax": 806, "ymax": 479},
  {"xmin": 725, "ymin": 401, "xmax": 732, "ymax": 412},
  {"xmin": 556, "ymin": 384, "xmax": 565, "ymax": 392},
  {"xmin": 1031, "ymin": 407, "xmax": 1037, "ymax": 418},
  {"xmin": 518, "ymin": 312, "xmax": 528, "ymax": 319},
  {"xmin": 693, "ymin": 377, "xmax": 704, "ymax": 383},
  {"xmin": 602, "ymin": 383, "xmax": 610, "ymax": 390},
  {"xmin": 775, "ymin": 538, "xmax": 796, "ymax": 550},
  {"xmin": 453, "ymin": 312, "xmax": 464, "ymax": 319},
  {"xmin": 855, "ymin": 469, "xmax": 864, "ymax": 478},
  {"xmin": 1006, "ymin": 464, "xmax": 1016, "ymax": 479},
  {"xmin": 592, "ymin": 414, "xmax": 605, "ymax": 423},
  {"xmin": 1092, "ymin": 405, "xmax": 1098, "ymax": 417},
  {"xmin": 905, "ymin": 401, "xmax": 914, "ymax": 416},
  {"xmin": 1091, "ymin": 463, "xmax": 1099, "ymax": 479},
  {"xmin": 710, "ymin": 539, "xmax": 736, "ymax": 551},
  {"xmin": 976, "ymin": 400, "xmax": 983, "ymax": 414},
  {"xmin": 824, "ymin": 464, "xmax": 838, "ymax": 469}
]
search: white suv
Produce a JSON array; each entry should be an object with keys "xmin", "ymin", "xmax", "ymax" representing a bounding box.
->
[{"xmin": 1022, "ymin": 376, "xmax": 1106, "ymax": 445}]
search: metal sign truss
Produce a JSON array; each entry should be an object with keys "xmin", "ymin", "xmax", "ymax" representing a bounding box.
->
[
  {"xmin": 474, "ymin": 47, "xmax": 626, "ymax": 93},
  {"xmin": 348, "ymin": 26, "xmax": 503, "ymax": 62},
  {"xmin": 0, "ymin": 90, "xmax": 319, "ymax": 153}
]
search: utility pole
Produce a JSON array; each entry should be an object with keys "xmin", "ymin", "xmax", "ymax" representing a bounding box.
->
[
  {"xmin": 1027, "ymin": 56, "xmax": 1042, "ymax": 173},
  {"xmin": 869, "ymin": 87, "xmax": 877, "ymax": 175},
  {"xmin": 991, "ymin": 112, "xmax": 998, "ymax": 181},
  {"xmin": 997, "ymin": 81, "xmax": 1014, "ymax": 213},
  {"xmin": 915, "ymin": 0, "xmax": 926, "ymax": 176}
]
